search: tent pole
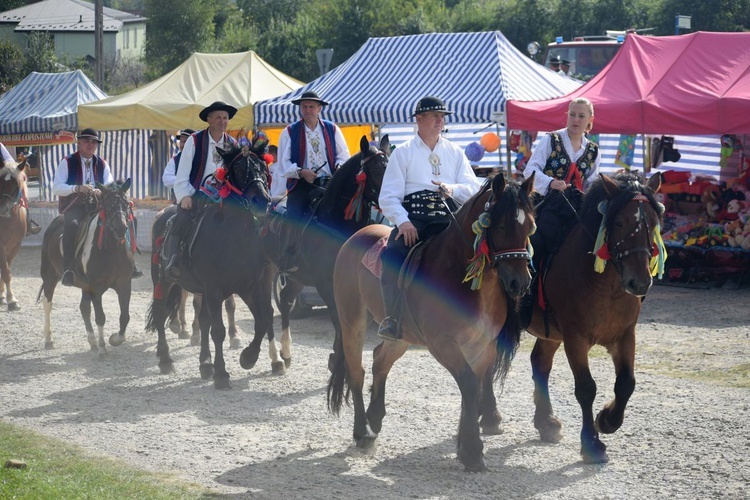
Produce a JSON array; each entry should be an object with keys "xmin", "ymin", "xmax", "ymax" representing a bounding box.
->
[{"xmin": 503, "ymin": 124, "xmax": 512, "ymax": 177}]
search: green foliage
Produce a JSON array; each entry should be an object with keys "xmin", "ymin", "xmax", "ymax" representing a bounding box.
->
[
  {"xmin": 0, "ymin": 39, "xmax": 24, "ymax": 93},
  {"xmin": 0, "ymin": 420, "xmax": 206, "ymax": 499},
  {"xmin": 23, "ymin": 32, "xmax": 58, "ymax": 75}
]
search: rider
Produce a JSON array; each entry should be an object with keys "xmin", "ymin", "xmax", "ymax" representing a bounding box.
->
[
  {"xmin": 523, "ymin": 96, "xmax": 601, "ymax": 272},
  {"xmin": 377, "ymin": 96, "xmax": 482, "ymax": 340},
  {"xmin": 164, "ymin": 102, "xmax": 238, "ymax": 279},
  {"xmin": 53, "ymin": 129, "xmax": 115, "ymax": 286},
  {"xmin": 162, "ymin": 129, "xmax": 195, "ymax": 202},
  {"xmin": 276, "ymin": 90, "xmax": 350, "ymax": 271},
  {"xmin": 1, "ymin": 141, "xmax": 41, "ymax": 236}
]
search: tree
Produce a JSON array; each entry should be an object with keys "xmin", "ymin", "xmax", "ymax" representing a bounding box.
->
[
  {"xmin": 144, "ymin": 0, "xmax": 216, "ymax": 79},
  {"xmin": 0, "ymin": 39, "xmax": 24, "ymax": 94},
  {"xmin": 24, "ymin": 31, "xmax": 59, "ymax": 75}
]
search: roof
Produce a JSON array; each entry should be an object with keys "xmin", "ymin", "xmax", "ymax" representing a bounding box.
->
[
  {"xmin": 255, "ymin": 31, "xmax": 581, "ymax": 126},
  {"xmin": 77, "ymin": 51, "xmax": 304, "ymax": 131},
  {"xmin": 507, "ymin": 32, "xmax": 750, "ymax": 135},
  {"xmin": 0, "ymin": 70, "xmax": 107, "ymax": 134},
  {"xmin": 0, "ymin": 0, "xmax": 145, "ymax": 32}
]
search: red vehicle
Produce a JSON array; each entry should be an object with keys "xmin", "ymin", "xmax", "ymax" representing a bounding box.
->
[{"xmin": 542, "ymin": 32, "xmax": 625, "ymax": 80}]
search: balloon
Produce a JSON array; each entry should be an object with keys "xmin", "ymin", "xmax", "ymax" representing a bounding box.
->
[
  {"xmin": 480, "ymin": 132, "xmax": 501, "ymax": 153},
  {"xmin": 464, "ymin": 142, "xmax": 485, "ymax": 163}
]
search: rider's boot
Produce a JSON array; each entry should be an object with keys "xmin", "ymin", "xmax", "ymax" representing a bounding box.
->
[
  {"xmin": 377, "ymin": 266, "xmax": 401, "ymax": 341},
  {"xmin": 61, "ymin": 223, "xmax": 77, "ymax": 286}
]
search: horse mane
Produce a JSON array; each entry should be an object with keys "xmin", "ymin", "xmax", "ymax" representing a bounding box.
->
[
  {"xmin": 459, "ymin": 173, "xmax": 533, "ymax": 230},
  {"xmin": 317, "ymin": 151, "xmax": 364, "ymax": 216},
  {"xmin": 580, "ymin": 172, "xmax": 662, "ymax": 240}
]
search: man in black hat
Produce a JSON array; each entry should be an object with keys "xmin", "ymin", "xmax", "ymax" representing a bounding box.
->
[
  {"xmin": 559, "ymin": 59, "xmax": 571, "ymax": 76},
  {"xmin": 1, "ymin": 140, "xmax": 40, "ymax": 235},
  {"xmin": 548, "ymin": 55, "xmax": 561, "ymax": 72},
  {"xmin": 376, "ymin": 96, "xmax": 481, "ymax": 340},
  {"xmin": 275, "ymin": 90, "xmax": 350, "ymax": 271},
  {"xmin": 162, "ymin": 129, "xmax": 195, "ymax": 201},
  {"xmin": 53, "ymin": 128, "xmax": 115, "ymax": 286},
  {"xmin": 164, "ymin": 102, "xmax": 238, "ymax": 278}
]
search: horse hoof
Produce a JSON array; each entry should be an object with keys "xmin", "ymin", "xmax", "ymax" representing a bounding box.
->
[
  {"xmin": 108, "ymin": 334, "xmax": 125, "ymax": 347},
  {"xmin": 7, "ymin": 302, "xmax": 20, "ymax": 311},
  {"xmin": 463, "ymin": 458, "xmax": 488, "ymax": 473},
  {"xmin": 168, "ymin": 319, "xmax": 181, "ymax": 334},
  {"xmin": 45, "ymin": 341, "xmax": 54, "ymax": 350},
  {"xmin": 98, "ymin": 350, "xmax": 109, "ymax": 359},
  {"xmin": 159, "ymin": 362, "xmax": 175, "ymax": 375},
  {"xmin": 283, "ymin": 356, "xmax": 292, "ymax": 369},
  {"xmin": 190, "ymin": 334, "xmax": 201, "ymax": 347},
  {"xmin": 581, "ymin": 439, "xmax": 609, "ymax": 464},
  {"xmin": 595, "ymin": 408, "xmax": 623, "ymax": 435},
  {"xmin": 229, "ymin": 336, "xmax": 242, "ymax": 349},
  {"xmin": 354, "ymin": 434, "xmax": 377, "ymax": 449},
  {"xmin": 239, "ymin": 346, "xmax": 259, "ymax": 370},
  {"xmin": 214, "ymin": 377, "xmax": 231, "ymax": 390},
  {"xmin": 536, "ymin": 415, "xmax": 564, "ymax": 443},
  {"xmin": 178, "ymin": 330, "xmax": 190, "ymax": 340},
  {"xmin": 271, "ymin": 360, "xmax": 286, "ymax": 375},
  {"xmin": 200, "ymin": 364, "xmax": 214, "ymax": 380},
  {"xmin": 481, "ymin": 423, "xmax": 502, "ymax": 435},
  {"xmin": 89, "ymin": 344, "xmax": 98, "ymax": 353}
]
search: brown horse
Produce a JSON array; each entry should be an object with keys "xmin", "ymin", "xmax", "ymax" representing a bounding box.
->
[
  {"xmin": 39, "ymin": 179, "xmax": 137, "ymax": 355},
  {"xmin": 0, "ymin": 161, "xmax": 29, "ymax": 311},
  {"xmin": 525, "ymin": 172, "xmax": 663, "ymax": 464},
  {"xmin": 327, "ymin": 173, "xmax": 536, "ymax": 471}
]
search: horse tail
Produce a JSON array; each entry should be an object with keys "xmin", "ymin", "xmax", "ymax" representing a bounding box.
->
[
  {"xmin": 35, "ymin": 283, "xmax": 44, "ymax": 304},
  {"xmin": 145, "ymin": 283, "xmax": 182, "ymax": 332},
  {"xmin": 493, "ymin": 295, "xmax": 523, "ymax": 387},
  {"xmin": 326, "ymin": 340, "xmax": 350, "ymax": 416}
]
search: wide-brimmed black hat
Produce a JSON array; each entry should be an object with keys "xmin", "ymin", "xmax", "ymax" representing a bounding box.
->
[
  {"xmin": 199, "ymin": 101, "xmax": 238, "ymax": 122},
  {"xmin": 77, "ymin": 128, "xmax": 102, "ymax": 143},
  {"xmin": 291, "ymin": 90, "xmax": 329, "ymax": 106},
  {"xmin": 411, "ymin": 96, "xmax": 452, "ymax": 117},
  {"xmin": 561, "ymin": 59, "xmax": 571, "ymax": 65},
  {"xmin": 549, "ymin": 55, "xmax": 561, "ymax": 65},
  {"xmin": 178, "ymin": 129, "xmax": 195, "ymax": 138}
]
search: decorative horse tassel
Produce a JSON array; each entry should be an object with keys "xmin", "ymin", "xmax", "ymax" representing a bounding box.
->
[
  {"xmin": 344, "ymin": 171, "xmax": 367, "ymax": 221},
  {"xmin": 463, "ymin": 212, "xmax": 491, "ymax": 290},
  {"xmin": 593, "ymin": 200, "xmax": 609, "ymax": 273},
  {"xmin": 650, "ymin": 223, "xmax": 667, "ymax": 279},
  {"xmin": 97, "ymin": 211, "xmax": 106, "ymax": 249}
]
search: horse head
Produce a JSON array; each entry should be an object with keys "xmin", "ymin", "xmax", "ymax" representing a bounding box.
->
[
  {"xmin": 0, "ymin": 162, "xmax": 25, "ymax": 218},
  {"xmin": 358, "ymin": 134, "xmax": 390, "ymax": 207},
  {"xmin": 216, "ymin": 142, "xmax": 271, "ymax": 214},
  {"xmin": 95, "ymin": 179, "xmax": 132, "ymax": 241},
  {"xmin": 463, "ymin": 172, "xmax": 536, "ymax": 299},
  {"xmin": 584, "ymin": 172, "xmax": 664, "ymax": 297}
]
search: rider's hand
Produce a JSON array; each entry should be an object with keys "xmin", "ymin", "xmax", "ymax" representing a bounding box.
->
[
  {"xmin": 299, "ymin": 168, "xmax": 316, "ymax": 183},
  {"xmin": 396, "ymin": 221, "xmax": 418, "ymax": 247},
  {"xmin": 431, "ymin": 180, "xmax": 453, "ymax": 198},
  {"xmin": 76, "ymin": 184, "xmax": 93, "ymax": 195},
  {"xmin": 549, "ymin": 179, "xmax": 569, "ymax": 192},
  {"xmin": 180, "ymin": 195, "xmax": 193, "ymax": 210}
]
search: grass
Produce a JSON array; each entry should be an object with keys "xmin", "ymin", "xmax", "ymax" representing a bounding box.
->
[{"xmin": 0, "ymin": 420, "xmax": 210, "ymax": 499}]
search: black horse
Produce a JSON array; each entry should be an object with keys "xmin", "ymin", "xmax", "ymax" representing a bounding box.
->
[
  {"xmin": 146, "ymin": 142, "xmax": 272, "ymax": 389},
  {"xmin": 39, "ymin": 179, "xmax": 137, "ymax": 355},
  {"xmin": 261, "ymin": 135, "xmax": 389, "ymax": 366}
]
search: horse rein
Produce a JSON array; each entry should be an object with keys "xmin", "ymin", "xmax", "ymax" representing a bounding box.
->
[{"xmin": 609, "ymin": 193, "xmax": 655, "ymax": 274}]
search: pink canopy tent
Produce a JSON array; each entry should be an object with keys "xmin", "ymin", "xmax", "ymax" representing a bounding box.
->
[{"xmin": 506, "ymin": 32, "xmax": 750, "ymax": 135}]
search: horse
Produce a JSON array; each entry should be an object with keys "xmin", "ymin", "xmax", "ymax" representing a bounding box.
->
[
  {"xmin": 524, "ymin": 172, "xmax": 664, "ymax": 464},
  {"xmin": 146, "ymin": 142, "xmax": 273, "ymax": 389},
  {"xmin": 261, "ymin": 135, "xmax": 389, "ymax": 367},
  {"xmin": 328, "ymin": 173, "xmax": 537, "ymax": 472},
  {"xmin": 0, "ymin": 160, "xmax": 30, "ymax": 311},
  {"xmin": 39, "ymin": 179, "xmax": 137, "ymax": 355}
]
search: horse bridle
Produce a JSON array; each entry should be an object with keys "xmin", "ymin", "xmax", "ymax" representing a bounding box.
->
[
  {"xmin": 98, "ymin": 192, "xmax": 131, "ymax": 240},
  {"xmin": 223, "ymin": 151, "xmax": 269, "ymax": 208},
  {"xmin": 608, "ymin": 193, "xmax": 656, "ymax": 274},
  {"xmin": 359, "ymin": 149, "xmax": 387, "ymax": 205},
  {"xmin": 0, "ymin": 176, "xmax": 21, "ymax": 216},
  {"xmin": 482, "ymin": 193, "xmax": 533, "ymax": 268}
]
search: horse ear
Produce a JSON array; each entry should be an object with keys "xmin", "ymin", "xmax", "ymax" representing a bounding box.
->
[
  {"xmin": 121, "ymin": 178, "xmax": 132, "ymax": 192},
  {"xmin": 601, "ymin": 173, "xmax": 621, "ymax": 198},
  {"xmin": 360, "ymin": 136, "xmax": 369, "ymax": 155},
  {"xmin": 647, "ymin": 172, "xmax": 662, "ymax": 193},
  {"xmin": 15, "ymin": 160, "xmax": 25, "ymax": 173},
  {"xmin": 216, "ymin": 145, "xmax": 227, "ymax": 157},
  {"xmin": 379, "ymin": 134, "xmax": 391, "ymax": 156},
  {"xmin": 521, "ymin": 171, "xmax": 535, "ymax": 197},
  {"xmin": 491, "ymin": 171, "xmax": 507, "ymax": 194}
]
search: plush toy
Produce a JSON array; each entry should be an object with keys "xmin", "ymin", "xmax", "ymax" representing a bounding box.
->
[
  {"xmin": 701, "ymin": 187, "xmax": 722, "ymax": 221},
  {"xmin": 727, "ymin": 199, "xmax": 750, "ymax": 215}
]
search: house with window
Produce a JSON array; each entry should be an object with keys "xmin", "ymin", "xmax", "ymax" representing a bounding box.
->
[{"xmin": 0, "ymin": 0, "xmax": 146, "ymax": 63}]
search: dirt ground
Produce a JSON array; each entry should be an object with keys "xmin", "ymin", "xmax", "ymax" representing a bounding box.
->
[{"xmin": 0, "ymin": 245, "xmax": 748, "ymax": 499}]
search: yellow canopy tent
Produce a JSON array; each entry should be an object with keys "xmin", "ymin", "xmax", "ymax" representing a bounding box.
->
[{"xmin": 78, "ymin": 51, "xmax": 304, "ymax": 131}]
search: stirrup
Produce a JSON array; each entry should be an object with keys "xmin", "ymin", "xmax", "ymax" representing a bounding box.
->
[
  {"xmin": 61, "ymin": 269, "xmax": 76, "ymax": 287},
  {"xmin": 377, "ymin": 317, "xmax": 400, "ymax": 340},
  {"xmin": 26, "ymin": 218, "xmax": 41, "ymax": 235}
]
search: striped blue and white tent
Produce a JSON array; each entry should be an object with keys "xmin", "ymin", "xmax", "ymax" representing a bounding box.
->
[
  {"xmin": 255, "ymin": 31, "xmax": 580, "ymax": 126},
  {"xmin": 0, "ymin": 70, "xmax": 106, "ymax": 134}
]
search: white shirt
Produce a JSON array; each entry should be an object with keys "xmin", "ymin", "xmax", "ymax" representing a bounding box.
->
[
  {"xmin": 268, "ymin": 161, "xmax": 287, "ymax": 198},
  {"xmin": 379, "ymin": 134, "xmax": 482, "ymax": 228},
  {"xmin": 277, "ymin": 120, "xmax": 350, "ymax": 180},
  {"xmin": 523, "ymin": 128, "xmax": 601, "ymax": 196},
  {"xmin": 162, "ymin": 155, "xmax": 178, "ymax": 188},
  {"xmin": 173, "ymin": 131, "xmax": 231, "ymax": 203},
  {"xmin": 53, "ymin": 155, "xmax": 114, "ymax": 197}
]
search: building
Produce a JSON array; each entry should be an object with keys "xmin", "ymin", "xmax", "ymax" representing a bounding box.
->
[{"xmin": 0, "ymin": 0, "xmax": 146, "ymax": 63}]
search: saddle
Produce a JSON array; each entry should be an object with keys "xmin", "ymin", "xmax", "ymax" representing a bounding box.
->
[
  {"xmin": 53, "ymin": 212, "xmax": 104, "ymax": 279},
  {"xmin": 159, "ymin": 208, "xmax": 211, "ymax": 273}
]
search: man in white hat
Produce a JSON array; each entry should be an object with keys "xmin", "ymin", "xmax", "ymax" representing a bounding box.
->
[
  {"xmin": 165, "ymin": 102, "xmax": 238, "ymax": 278},
  {"xmin": 275, "ymin": 90, "xmax": 350, "ymax": 271},
  {"xmin": 377, "ymin": 96, "xmax": 481, "ymax": 340},
  {"xmin": 53, "ymin": 128, "xmax": 114, "ymax": 286}
]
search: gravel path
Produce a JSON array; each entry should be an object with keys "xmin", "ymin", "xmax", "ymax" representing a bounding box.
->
[{"xmin": 1, "ymin": 246, "xmax": 748, "ymax": 499}]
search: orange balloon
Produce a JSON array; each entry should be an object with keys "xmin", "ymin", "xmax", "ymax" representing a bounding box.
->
[{"xmin": 480, "ymin": 133, "xmax": 501, "ymax": 153}]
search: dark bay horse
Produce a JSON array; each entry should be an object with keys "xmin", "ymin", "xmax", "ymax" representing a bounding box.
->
[
  {"xmin": 328, "ymin": 173, "xmax": 536, "ymax": 471},
  {"xmin": 39, "ymin": 179, "xmax": 137, "ymax": 355},
  {"xmin": 261, "ymin": 135, "xmax": 389, "ymax": 366},
  {"xmin": 146, "ymin": 143, "xmax": 272, "ymax": 389},
  {"xmin": 525, "ymin": 172, "xmax": 664, "ymax": 464},
  {"xmin": 0, "ymin": 161, "xmax": 30, "ymax": 311}
]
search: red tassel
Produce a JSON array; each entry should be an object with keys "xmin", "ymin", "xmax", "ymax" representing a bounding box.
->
[
  {"xmin": 154, "ymin": 282, "xmax": 163, "ymax": 299},
  {"xmin": 596, "ymin": 244, "xmax": 611, "ymax": 260},
  {"xmin": 97, "ymin": 211, "xmax": 105, "ymax": 249},
  {"xmin": 479, "ymin": 239, "xmax": 489, "ymax": 257}
]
